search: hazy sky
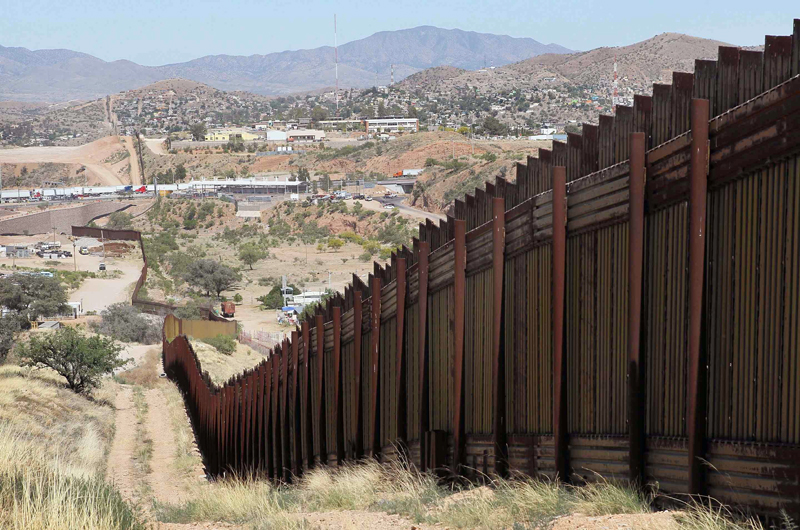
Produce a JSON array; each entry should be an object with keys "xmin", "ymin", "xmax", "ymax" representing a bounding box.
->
[{"xmin": 0, "ymin": 0, "xmax": 796, "ymax": 65}]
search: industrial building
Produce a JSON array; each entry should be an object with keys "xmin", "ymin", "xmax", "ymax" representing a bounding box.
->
[
  {"xmin": 204, "ymin": 129, "xmax": 260, "ymax": 142},
  {"xmin": 362, "ymin": 117, "xmax": 419, "ymax": 133},
  {"xmin": 287, "ymin": 129, "xmax": 325, "ymax": 142}
]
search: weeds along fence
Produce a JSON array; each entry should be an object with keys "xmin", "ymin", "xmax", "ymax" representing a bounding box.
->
[{"xmin": 163, "ymin": 20, "xmax": 800, "ymax": 517}]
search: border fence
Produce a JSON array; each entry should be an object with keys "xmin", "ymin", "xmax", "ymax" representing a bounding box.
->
[{"xmin": 163, "ymin": 20, "xmax": 800, "ymax": 517}]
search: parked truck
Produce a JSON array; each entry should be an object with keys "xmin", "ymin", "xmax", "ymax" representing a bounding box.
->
[{"xmin": 221, "ymin": 301, "xmax": 235, "ymax": 318}]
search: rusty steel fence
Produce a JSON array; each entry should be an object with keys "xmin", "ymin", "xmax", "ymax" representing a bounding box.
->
[{"xmin": 163, "ymin": 20, "xmax": 800, "ymax": 517}]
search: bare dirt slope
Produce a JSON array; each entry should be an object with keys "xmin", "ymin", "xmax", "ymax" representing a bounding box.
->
[{"xmin": 0, "ymin": 135, "xmax": 134, "ymax": 185}]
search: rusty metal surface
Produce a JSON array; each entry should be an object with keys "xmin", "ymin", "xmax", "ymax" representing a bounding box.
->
[{"xmin": 161, "ymin": 21, "xmax": 800, "ymax": 517}]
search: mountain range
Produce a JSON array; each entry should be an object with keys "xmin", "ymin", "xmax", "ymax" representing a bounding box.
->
[{"xmin": 0, "ymin": 26, "xmax": 572, "ymax": 102}]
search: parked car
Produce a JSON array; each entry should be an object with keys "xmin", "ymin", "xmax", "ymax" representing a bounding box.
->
[
  {"xmin": 99, "ymin": 262, "xmax": 106, "ymax": 271},
  {"xmin": 384, "ymin": 204, "xmax": 396, "ymax": 210},
  {"xmin": 79, "ymin": 246, "xmax": 89, "ymax": 255},
  {"xmin": 352, "ymin": 194, "xmax": 365, "ymax": 200},
  {"xmin": 365, "ymin": 196, "xmax": 373, "ymax": 201}
]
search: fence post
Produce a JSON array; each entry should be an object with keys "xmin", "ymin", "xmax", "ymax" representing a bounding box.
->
[
  {"xmin": 417, "ymin": 241, "xmax": 431, "ymax": 470},
  {"xmin": 353, "ymin": 289, "xmax": 364, "ymax": 458},
  {"xmin": 271, "ymin": 354, "xmax": 282, "ymax": 479},
  {"xmin": 628, "ymin": 132, "xmax": 647, "ymax": 485},
  {"xmin": 315, "ymin": 314, "xmax": 327, "ymax": 465},
  {"xmin": 491, "ymin": 197, "xmax": 507, "ymax": 475},
  {"xmin": 687, "ymin": 98, "xmax": 710, "ymax": 496},
  {"xmin": 302, "ymin": 321, "xmax": 313, "ymax": 470},
  {"xmin": 369, "ymin": 275, "xmax": 382, "ymax": 457},
  {"xmin": 281, "ymin": 338, "xmax": 291, "ymax": 476},
  {"xmin": 452, "ymin": 220, "xmax": 467, "ymax": 473},
  {"xmin": 395, "ymin": 257, "xmax": 408, "ymax": 447},
  {"xmin": 552, "ymin": 166, "xmax": 569, "ymax": 482},
  {"xmin": 333, "ymin": 306, "xmax": 345, "ymax": 463},
  {"xmin": 291, "ymin": 330, "xmax": 302, "ymax": 476}
]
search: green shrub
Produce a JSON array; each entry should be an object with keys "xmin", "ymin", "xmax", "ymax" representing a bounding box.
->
[{"xmin": 201, "ymin": 334, "xmax": 236, "ymax": 355}]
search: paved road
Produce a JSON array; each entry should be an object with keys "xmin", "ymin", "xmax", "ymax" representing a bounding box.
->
[{"xmin": 373, "ymin": 197, "xmax": 446, "ymax": 222}]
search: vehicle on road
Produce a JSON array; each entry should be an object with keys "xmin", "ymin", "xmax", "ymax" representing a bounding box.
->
[
  {"xmin": 79, "ymin": 246, "xmax": 89, "ymax": 255},
  {"xmin": 365, "ymin": 196, "xmax": 373, "ymax": 201},
  {"xmin": 99, "ymin": 262, "xmax": 106, "ymax": 271},
  {"xmin": 384, "ymin": 204, "xmax": 396, "ymax": 209}
]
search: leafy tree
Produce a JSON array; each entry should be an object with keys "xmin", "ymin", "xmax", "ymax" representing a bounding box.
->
[
  {"xmin": 296, "ymin": 167, "xmax": 310, "ymax": 182},
  {"xmin": 0, "ymin": 274, "xmax": 68, "ymax": 322},
  {"xmin": 238, "ymin": 243, "xmax": 267, "ymax": 270},
  {"xmin": 233, "ymin": 293, "xmax": 243, "ymax": 303},
  {"xmin": 311, "ymin": 105, "xmax": 328, "ymax": 122},
  {"xmin": 482, "ymin": 116, "xmax": 507, "ymax": 136},
  {"xmin": 184, "ymin": 259, "xmax": 240, "ymax": 298},
  {"xmin": 175, "ymin": 163, "xmax": 187, "ymax": 182},
  {"xmin": 92, "ymin": 303, "xmax": 161, "ymax": 344},
  {"xmin": 0, "ymin": 314, "xmax": 21, "ymax": 361},
  {"xmin": 377, "ymin": 101, "xmax": 387, "ymax": 117},
  {"xmin": 106, "ymin": 211, "xmax": 133, "ymax": 229},
  {"xmin": 190, "ymin": 122, "xmax": 208, "ymax": 141},
  {"xmin": 18, "ymin": 327, "xmax": 129, "ymax": 394}
]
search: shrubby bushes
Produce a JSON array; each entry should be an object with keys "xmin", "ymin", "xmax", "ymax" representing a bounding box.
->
[{"xmin": 92, "ymin": 303, "xmax": 162, "ymax": 345}]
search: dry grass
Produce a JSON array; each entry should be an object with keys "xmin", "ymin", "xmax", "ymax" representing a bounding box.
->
[
  {"xmin": 189, "ymin": 338, "xmax": 265, "ymax": 385},
  {"xmin": 131, "ymin": 387, "xmax": 153, "ymax": 475},
  {"xmin": 159, "ymin": 382, "xmax": 201, "ymax": 478},
  {"xmin": 674, "ymin": 499, "xmax": 767, "ymax": 530},
  {"xmin": 115, "ymin": 347, "xmax": 161, "ymax": 388},
  {"xmin": 0, "ymin": 365, "xmax": 142, "ymax": 529}
]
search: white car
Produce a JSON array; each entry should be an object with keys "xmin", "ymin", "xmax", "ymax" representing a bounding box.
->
[
  {"xmin": 365, "ymin": 196, "xmax": 373, "ymax": 201},
  {"xmin": 384, "ymin": 204, "xmax": 396, "ymax": 210}
]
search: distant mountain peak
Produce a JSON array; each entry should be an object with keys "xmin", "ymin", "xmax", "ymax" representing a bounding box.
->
[{"xmin": 0, "ymin": 26, "xmax": 572, "ymax": 102}]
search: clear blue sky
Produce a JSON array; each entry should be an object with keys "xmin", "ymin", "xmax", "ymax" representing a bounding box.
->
[{"xmin": 1, "ymin": 0, "xmax": 796, "ymax": 65}]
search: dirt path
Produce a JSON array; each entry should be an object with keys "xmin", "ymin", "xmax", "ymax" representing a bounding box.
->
[
  {"xmin": 122, "ymin": 136, "xmax": 143, "ymax": 185},
  {"xmin": 105, "ymin": 386, "xmax": 141, "ymax": 504},
  {"xmin": 145, "ymin": 138, "xmax": 169, "ymax": 156},
  {"xmin": 145, "ymin": 386, "xmax": 193, "ymax": 504}
]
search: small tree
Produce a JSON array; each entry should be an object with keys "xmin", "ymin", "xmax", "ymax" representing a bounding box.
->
[
  {"xmin": 184, "ymin": 259, "xmax": 240, "ymax": 298},
  {"xmin": 190, "ymin": 122, "xmax": 208, "ymax": 141},
  {"xmin": 106, "ymin": 211, "xmax": 133, "ymax": 229},
  {"xmin": 175, "ymin": 163, "xmax": 187, "ymax": 182},
  {"xmin": 18, "ymin": 327, "xmax": 129, "ymax": 394},
  {"xmin": 238, "ymin": 243, "xmax": 267, "ymax": 270},
  {"xmin": 0, "ymin": 314, "xmax": 21, "ymax": 361},
  {"xmin": 92, "ymin": 303, "xmax": 161, "ymax": 344},
  {"xmin": 327, "ymin": 237, "xmax": 344, "ymax": 252}
]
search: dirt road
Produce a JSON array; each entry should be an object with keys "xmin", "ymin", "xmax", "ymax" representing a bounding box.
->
[
  {"xmin": 68, "ymin": 254, "xmax": 142, "ymax": 313},
  {"xmin": 121, "ymin": 136, "xmax": 143, "ymax": 185},
  {"xmin": 145, "ymin": 138, "xmax": 169, "ymax": 155}
]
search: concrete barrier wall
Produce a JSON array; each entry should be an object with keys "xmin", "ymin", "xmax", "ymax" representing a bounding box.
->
[{"xmin": 0, "ymin": 201, "xmax": 133, "ymax": 235}]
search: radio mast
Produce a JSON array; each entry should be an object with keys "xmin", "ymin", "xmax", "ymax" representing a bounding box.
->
[{"xmin": 334, "ymin": 14, "xmax": 339, "ymax": 113}]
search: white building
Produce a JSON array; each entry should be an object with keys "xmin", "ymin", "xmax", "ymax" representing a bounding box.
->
[
  {"xmin": 287, "ymin": 129, "xmax": 325, "ymax": 142},
  {"xmin": 363, "ymin": 117, "xmax": 419, "ymax": 134}
]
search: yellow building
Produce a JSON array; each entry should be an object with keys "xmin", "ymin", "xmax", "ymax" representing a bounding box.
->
[{"xmin": 204, "ymin": 129, "xmax": 260, "ymax": 142}]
